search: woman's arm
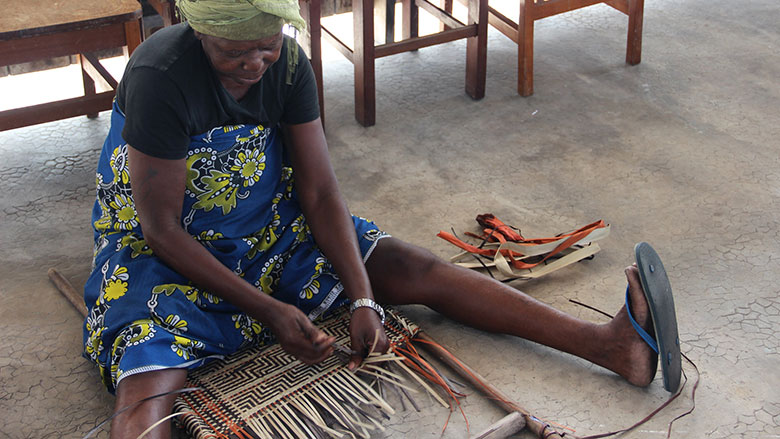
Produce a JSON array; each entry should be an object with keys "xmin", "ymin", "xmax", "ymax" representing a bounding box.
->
[
  {"xmin": 282, "ymin": 119, "xmax": 389, "ymax": 369},
  {"xmin": 127, "ymin": 145, "xmax": 335, "ymax": 364}
]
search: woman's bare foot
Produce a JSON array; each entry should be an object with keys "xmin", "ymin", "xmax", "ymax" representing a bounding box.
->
[{"xmin": 602, "ymin": 265, "xmax": 659, "ymax": 386}]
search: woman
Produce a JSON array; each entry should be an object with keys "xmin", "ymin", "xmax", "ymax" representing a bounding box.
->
[{"xmin": 84, "ymin": 1, "xmax": 667, "ymax": 437}]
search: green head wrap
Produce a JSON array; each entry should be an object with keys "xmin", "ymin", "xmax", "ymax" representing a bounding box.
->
[{"xmin": 176, "ymin": 0, "xmax": 306, "ymax": 41}]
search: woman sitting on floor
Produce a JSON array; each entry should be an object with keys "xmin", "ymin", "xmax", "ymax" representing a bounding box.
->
[{"xmin": 83, "ymin": 0, "xmax": 674, "ymax": 437}]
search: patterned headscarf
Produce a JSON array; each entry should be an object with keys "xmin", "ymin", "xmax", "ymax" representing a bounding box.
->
[{"xmin": 176, "ymin": 0, "xmax": 306, "ymax": 41}]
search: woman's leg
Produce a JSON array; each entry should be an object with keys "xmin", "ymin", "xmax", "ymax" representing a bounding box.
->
[
  {"xmin": 366, "ymin": 238, "xmax": 657, "ymax": 386},
  {"xmin": 110, "ymin": 368, "xmax": 189, "ymax": 439}
]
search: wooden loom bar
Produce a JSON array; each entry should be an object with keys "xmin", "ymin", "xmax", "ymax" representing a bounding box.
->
[
  {"xmin": 48, "ymin": 268, "xmax": 88, "ymax": 318},
  {"xmin": 415, "ymin": 332, "xmax": 566, "ymax": 439}
]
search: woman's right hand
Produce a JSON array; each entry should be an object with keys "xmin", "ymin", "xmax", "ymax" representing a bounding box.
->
[{"xmin": 269, "ymin": 303, "xmax": 335, "ymax": 365}]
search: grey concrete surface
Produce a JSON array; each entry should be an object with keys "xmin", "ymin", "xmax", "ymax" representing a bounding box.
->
[{"xmin": 1, "ymin": 0, "xmax": 779, "ymax": 437}]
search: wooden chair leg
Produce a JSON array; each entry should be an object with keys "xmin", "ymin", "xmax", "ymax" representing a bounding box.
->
[
  {"xmin": 78, "ymin": 54, "xmax": 98, "ymax": 119},
  {"xmin": 465, "ymin": 0, "xmax": 487, "ymax": 99},
  {"xmin": 377, "ymin": 0, "xmax": 395, "ymax": 43},
  {"xmin": 124, "ymin": 18, "xmax": 143, "ymax": 56},
  {"xmin": 517, "ymin": 0, "xmax": 534, "ymax": 96},
  {"xmin": 354, "ymin": 0, "xmax": 376, "ymax": 126},
  {"xmin": 626, "ymin": 0, "xmax": 644, "ymax": 65},
  {"xmin": 402, "ymin": 0, "xmax": 418, "ymax": 40},
  {"xmin": 300, "ymin": 0, "xmax": 325, "ymax": 125},
  {"xmin": 441, "ymin": 0, "xmax": 453, "ymax": 31}
]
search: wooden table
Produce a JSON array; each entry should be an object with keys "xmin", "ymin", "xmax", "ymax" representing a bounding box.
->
[{"xmin": 0, "ymin": 0, "xmax": 142, "ymax": 131}]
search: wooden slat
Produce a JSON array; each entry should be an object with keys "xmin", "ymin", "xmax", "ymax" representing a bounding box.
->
[
  {"xmin": 81, "ymin": 53, "xmax": 119, "ymax": 90},
  {"xmin": 321, "ymin": 26, "xmax": 354, "ymax": 62},
  {"xmin": 415, "ymin": 0, "xmax": 465, "ymax": 29},
  {"xmin": 531, "ymin": 0, "xmax": 607, "ymax": 20},
  {"xmin": 487, "ymin": 6, "xmax": 519, "ymax": 42},
  {"xmin": 0, "ymin": 22, "xmax": 130, "ymax": 67},
  {"xmin": 375, "ymin": 25, "xmax": 476, "ymax": 58},
  {"xmin": 0, "ymin": 92, "xmax": 114, "ymax": 132}
]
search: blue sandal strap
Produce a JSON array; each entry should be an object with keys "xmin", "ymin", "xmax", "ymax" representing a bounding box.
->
[{"xmin": 625, "ymin": 285, "xmax": 659, "ymax": 354}]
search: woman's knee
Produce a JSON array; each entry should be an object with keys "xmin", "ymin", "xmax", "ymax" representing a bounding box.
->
[
  {"xmin": 111, "ymin": 368, "xmax": 189, "ymax": 439},
  {"xmin": 367, "ymin": 238, "xmax": 443, "ymax": 290}
]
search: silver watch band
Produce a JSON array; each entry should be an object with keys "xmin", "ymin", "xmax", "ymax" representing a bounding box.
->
[{"xmin": 349, "ymin": 298, "xmax": 385, "ymax": 324}]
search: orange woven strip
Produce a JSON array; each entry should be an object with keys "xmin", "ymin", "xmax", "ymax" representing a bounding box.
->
[
  {"xmin": 476, "ymin": 213, "xmax": 525, "ymax": 241},
  {"xmin": 439, "ymin": 218, "xmax": 608, "ymax": 270}
]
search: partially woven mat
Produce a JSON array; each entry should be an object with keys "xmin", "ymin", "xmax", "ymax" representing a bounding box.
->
[{"xmin": 173, "ymin": 306, "xmax": 422, "ymax": 439}]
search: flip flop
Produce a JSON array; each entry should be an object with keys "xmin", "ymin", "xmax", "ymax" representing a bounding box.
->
[{"xmin": 626, "ymin": 242, "xmax": 682, "ymax": 392}]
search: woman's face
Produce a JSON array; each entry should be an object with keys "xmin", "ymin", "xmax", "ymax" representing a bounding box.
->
[{"xmin": 197, "ymin": 31, "xmax": 284, "ymax": 89}]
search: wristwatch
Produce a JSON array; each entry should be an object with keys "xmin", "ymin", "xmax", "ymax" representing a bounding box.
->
[{"xmin": 349, "ymin": 298, "xmax": 385, "ymax": 325}]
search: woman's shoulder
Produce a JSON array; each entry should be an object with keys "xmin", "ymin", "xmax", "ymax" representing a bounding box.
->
[
  {"xmin": 116, "ymin": 23, "xmax": 209, "ymax": 112},
  {"xmin": 127, "ymin": 23, "xmax": 202, "ymax": 73}
]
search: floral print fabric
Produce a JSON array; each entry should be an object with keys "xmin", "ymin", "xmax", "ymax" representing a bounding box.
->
[{"xmin": 84, "ymin": 103, "xmax": 388, "ymax": 393}]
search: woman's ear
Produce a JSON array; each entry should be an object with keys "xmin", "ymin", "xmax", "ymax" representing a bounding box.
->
[{"xmin": 193, "ymin": 30, "xmax": 204, "ymax": 40}]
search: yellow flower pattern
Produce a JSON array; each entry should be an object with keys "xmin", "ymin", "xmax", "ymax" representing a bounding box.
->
[
  {"xmin": 231, "ymin": 148, "xmax": 266, "ymax": 187},
  {"xmin": 117, "ymin": 233, "xmax": 152, "ymax": 258},
  {"xmin": 300, "ymin": 257, "xmax": 329, "ymax": 300},
  {"xmin": 103, "ymin": 265, "xmax": 129, "ymax": 302},
  {"xmin": 171, "ymin": 336, "xmax": 204, "ymax": 360}
]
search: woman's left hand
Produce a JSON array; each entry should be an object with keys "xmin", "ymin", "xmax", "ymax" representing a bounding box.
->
[{"xmin": 347, "ymin": 307, "xmax": 389, "ymax": 370}]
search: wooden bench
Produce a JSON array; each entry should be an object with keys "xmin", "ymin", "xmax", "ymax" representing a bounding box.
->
[
  {"xmin": 485, "ymin": 0, "xmax": 644, "ymax": 96},
  {"xmin": 315, "ymin": 0, "xmax": 488, "ymax": 126},
  {"xmin": 0, "ymin": 0, "xmax": 143, "ymax": 131}
]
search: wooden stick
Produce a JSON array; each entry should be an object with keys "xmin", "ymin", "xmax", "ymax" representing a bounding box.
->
[
  {"xmin": 471, "ymin": 411, "xmax": 525, "ymax": 439},
  {"xmin": 47, "ymin": 268, "xmax": 88, "ymax": 318},
  {"xmin": 415, "ymin": 332, "xmax": 567, "ymax": 439}
]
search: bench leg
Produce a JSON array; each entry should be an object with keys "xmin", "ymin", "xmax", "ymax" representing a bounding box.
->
[
  {"xmin": 626, "ymin": 0, "xmax": 644, "ymax": 65},
  {"xmin": 300, "ymin": 0, "xmax": 325, "ymax": 125},
  {"xmin": 377, "ymin": 0, "xmax": 396, "ymax": 43},
  {"xmin": 354, "ymin": 0, "xmax": 376, "ymax": 126},
  {"xmin": 465, "ymin": 0, "xmax": 487, "ymax": 99},
  {"xmin": 78, "ymin": 54, "xmax": 99, "ymax": 119},
  {"xmin": 517, "ymin": 0, "xmax": 534, "ymax": 96},
  {"xmin": 402, "ymin": 0, "xmax": 419, "ymax": 40},
  {"xmin": 124, "ymin": 18, "xmax": 143, "ymax": 57},
  {"xmin": 441, "ymin": 0, "xmax": 453, "ymax": 31}
]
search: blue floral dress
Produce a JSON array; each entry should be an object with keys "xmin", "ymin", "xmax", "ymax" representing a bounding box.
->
[{"xmin": 83, "ymin": 103, "xmax": 388, "ymax": 393}]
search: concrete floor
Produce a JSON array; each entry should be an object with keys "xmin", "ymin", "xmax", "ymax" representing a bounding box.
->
[{"xmin": 1, "ymin": 0, "xmax": 779, "ymax": 437}]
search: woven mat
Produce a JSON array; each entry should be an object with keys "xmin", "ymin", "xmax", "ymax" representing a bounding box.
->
[{"xmin": 174, "ymin": 306, "xmax": 420, "ymax": 439}]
